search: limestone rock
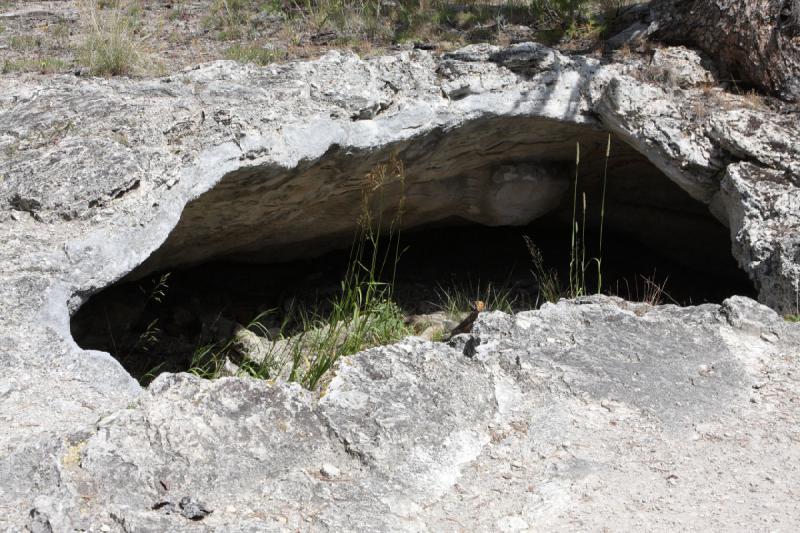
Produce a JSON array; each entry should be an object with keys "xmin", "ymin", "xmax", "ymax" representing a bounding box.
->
[
  {"xmin": 14, "ymin": 298, "xmax": 800, "ymax": 530},
  {"xmin": 652, "ymin": 0, "xmax": 800, "ymax": 101},
  {"xmin": 232, "ymin": 324, "xmax": 271, "ymax": 364},
  {"xmin": 650, "ymin": 46, "xmax": 718, "ymax": 88},
  {"xmin": 721, "ymin": 163, "xmax": 800, "ymax": 311},
  {"xmin": 0, "ymin": 42, "xmax": 799, "ymax": 530}
]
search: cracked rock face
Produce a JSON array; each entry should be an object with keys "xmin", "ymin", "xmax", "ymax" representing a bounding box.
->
[
  {"xmin": 0, "ymin": 41, "xmax": 799, "ymax": 531},
  {"xmin": 652, "ymin": 0, "xmax": 800, "ymax": 102}
]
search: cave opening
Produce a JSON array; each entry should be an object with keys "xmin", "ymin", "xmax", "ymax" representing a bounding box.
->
[
  {"xmin": 70, "ymin": 125, "xmax": 757, "ymax": 385},
  {"xmin": 71, "ymin": 214, "xmax": 755, "ymax": 385}
]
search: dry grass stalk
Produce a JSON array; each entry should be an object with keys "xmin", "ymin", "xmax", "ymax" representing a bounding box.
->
[{"xmin": 77, "ymin": 0, "xmax": 145, "ymax": 76}]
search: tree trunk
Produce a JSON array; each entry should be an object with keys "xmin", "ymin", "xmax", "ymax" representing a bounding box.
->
[{"xmin": 651, "ymin": 0, "xmax": 800, "ymax": 101}]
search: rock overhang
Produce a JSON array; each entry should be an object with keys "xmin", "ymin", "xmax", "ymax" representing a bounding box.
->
[
  {"xmin": 0, "ymin": 42, "xmax": 797, "ymax": 396},
  {"xmin": 0, "ymin": 41, "xmax": 799, "ymax": 530}
]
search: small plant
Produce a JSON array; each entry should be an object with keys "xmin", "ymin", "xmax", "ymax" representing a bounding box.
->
[
  {"xmin": 525, "ymin": 134, "xmax": 681, "ymax": 309},
  {"xmin": 167, "ymin": 6, "xmax": 188, "ymax": 22},
  {"xmin": 610, "ymin": 271, "xmax": 675, "ymax": 306},
  {"xmin": 568, "ymin": 141, "xmax": 583, "ymax": 296},
  {"xmin": 189, "ymin": 154, "xmax": 412, "ymax": 391},
  {"xmin": 141, "ymin": 362, "xmax": 166, "ymax": 384},
  {"xmin": 569, "ymin": 135, "xmax": 610, "ymax": 297},
  {"xmin": 143, "ymin": 272, "xmax": 171, "ymax": 304},
  {"xmin": 287, "ymin": 298, "xmax": 410, "ymax": 390},
  {"xmin": 292, "ymin": 152, "xmax": 410, "ymax": 390},
  {"xmin": 596, "ymin": 134, "xmax": 610, "ymax": 288},
  {"xmin": 523, "ymin": 236, "xmax": 562, "ymax": 304},
  {"xmin": 188, "ymin": 309, "xmax": 288, "ymax": 379},
  {"xmin": 636, "ymin": 273, "xmax": 670, "ymax": 306},
  {"xmin": 127, "ymin": 273, "xmax": 170, "ymax": 355},
  {"xmin": 224, "ymin": 43, "xmax": 282, "ymax": 65},
  {"xmin": 525, "ymin": 134, "xmax": 612, "ymax": 306},
  {"xmin": 785, "ymin": 315, "xmax": 800, "ymax": 323},
  {"xmin": 51, "ymin": 22, "xmax": 72, "ymax": 49},
  {"xmin": 204, "ymin": 0, "xmax": 257, "ymax": 40},
  {"xmin": 77, "ymin": 0, "xmax": 143, "ymax": 76},
  {"xmin": 9, "ymin": 35, "xmax": 42, "ymax": 51},
  {"xmin": 102, "ymin": 272, "xmax": 171, "ymax": 384},
  {"xmin": 2, "ymin": 58, "xmax": 69, "ymax": 74},
  {"xmin": 435, "ymin": 280, "xmax": 516, "ymax": 320}
]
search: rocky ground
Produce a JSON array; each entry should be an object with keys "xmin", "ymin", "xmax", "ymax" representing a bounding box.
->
[
  {"xmin": 12, "ymin": 296, "xmax": 800, "ymax": 531},
  {"xmin": 1, "ymin": 0, "xmax": 800, "ymax": 529}
]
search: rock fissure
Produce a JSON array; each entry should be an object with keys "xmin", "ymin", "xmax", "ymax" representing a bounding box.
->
[{"xmin": 317, "ymin": 413, "xmax": 374, "ymax": 470}]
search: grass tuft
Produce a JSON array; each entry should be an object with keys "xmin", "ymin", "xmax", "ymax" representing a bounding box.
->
[
  {"xmin": 527, "ymin": 134, "xmax": 611, "ymax": 305},
  {"xmin": 77, "ymin": 0, "xmax": 143, "ymax": 76},
  {"xmin": 9, "ymin": 35, "xmax": 42, "ymax": 51},
  {"xmin": 224, "ymin": 43, "xmax": 283, "ymax": 65},
  {"xmin": 2, "ymin": 58, "xmax": 69, "ymax": 74},
  {"xmin": 610, "ymin": 272, "xmax": 675, "ymax": 307},
  {"xmin": 434, "ymin": 280, "xmax": 516, "ymax": 320},
  {"xmin": 189, "ymin": 153, "xmax": 412, "ymax": 391},
  {"xmin": 523, "ymin": 236, "xmax": 561, "ymax": 304}
]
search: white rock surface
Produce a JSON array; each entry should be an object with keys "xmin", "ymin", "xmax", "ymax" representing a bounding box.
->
[{"xmin": 0, "ymin": 43, "xmax": 799, "ymax": 530}]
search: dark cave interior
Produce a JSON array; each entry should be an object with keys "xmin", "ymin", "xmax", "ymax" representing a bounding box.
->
[{"xmin": 71, "ymin": 210, "xmax": 755, "ymax": 383}]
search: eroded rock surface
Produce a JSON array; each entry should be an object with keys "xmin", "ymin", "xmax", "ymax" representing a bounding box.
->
[{"xmin": 0, "ymin": 40, "xmax": 799, "ymax": 530}]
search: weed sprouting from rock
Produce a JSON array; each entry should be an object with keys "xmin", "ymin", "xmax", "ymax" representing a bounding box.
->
[
  {"xmin": 523, "ymin": 236, "xmax": 561, "ymax": 304},
  {"xmin": 434, "ymin": 280, "xmax": 516, "ymax": 321},
  {"xmin": 104, "ymin": 272, "xmax": 171, "ymax": 384},
  {"xmin": 611, "ymin": 272, "xmax": 676, "ymax": 307},
  {"xmin": 527, "ymin": 135, "xmax": 611, "ymax": 303}
]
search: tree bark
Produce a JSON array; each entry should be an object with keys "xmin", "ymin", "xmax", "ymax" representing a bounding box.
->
[{"xmin": 651, "ymin": 0, "xmax": 800, "ymax": 101}]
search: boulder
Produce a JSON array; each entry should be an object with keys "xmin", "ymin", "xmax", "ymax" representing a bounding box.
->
[{"xmin": 652, "ymin": 0, "xmax": 800, "ymax": 101}]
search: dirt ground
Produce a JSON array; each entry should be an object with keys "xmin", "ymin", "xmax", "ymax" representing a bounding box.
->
[{"xmin": 0, "ymin": 0, "xmax": 616, "ymax": 77}]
